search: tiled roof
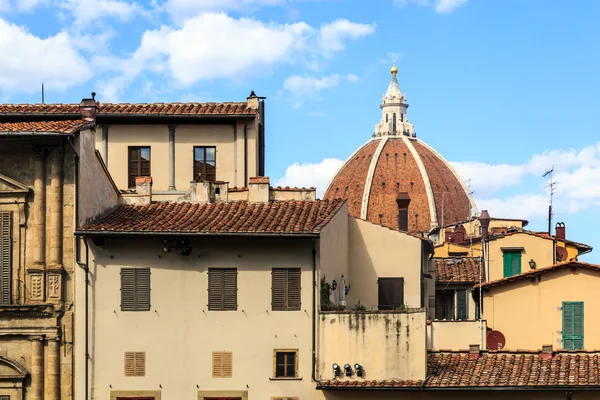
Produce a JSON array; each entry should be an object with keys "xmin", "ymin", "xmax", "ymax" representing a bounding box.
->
[
  {"xmin": 77, "ymin": 199, "xmax": 345, "ymax": 235},
  {"xmin": 475, "ymin": 261, "xmax": 600, "ymax": 289},
  {"xmin": 0, "ymin": 120, "xmax": 91, "ymax": 134},
  {"xmin": 319, "ymin": 351, "xmax": 600, "ymax": 390},
  {"xmin": 462, "ymin": 230, "xmax": 592, "ymax": 252},
  {"xmin": 435, "ymin": 257, "xmax": 484, "ymax": 283},
  {"xmin": 0, "ymin": 102, "xmax": 256, "ymax": 116}
]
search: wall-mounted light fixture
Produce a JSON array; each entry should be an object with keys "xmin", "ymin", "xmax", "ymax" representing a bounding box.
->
[
  {"xmin": 529, "ymin": 259, "xmax": 536, "ymax": 269},
  {"xmin": 345, "ymin": 285, "xmax": 350, "ymax": 295},
  {"xmin": 331, "ymin": 280, "xmax": 338, "ymax": 290},
  {"xmin": 332, "ymin": 363, "xmax": 341, "ymax": 377},
  {"xmin": 344, "ymin": 364, "xmax": 352, "ymax": 376},
  {"xmin": 354, "ymin": 364, "xmax": 364, "ymax": 377}
]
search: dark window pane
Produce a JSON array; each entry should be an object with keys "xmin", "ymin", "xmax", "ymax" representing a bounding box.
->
[{"xmin": 275, "ymin": 352, "xmax": 295, "ymax": 377}]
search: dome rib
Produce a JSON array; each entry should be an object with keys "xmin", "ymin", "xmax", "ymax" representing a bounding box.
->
[
  {"xmin": 360, "ymin": 136, "xmax": 389, "ymax": 219},
  {"xmin": 403, "ymin": 136, "xmax": 439, "ymax": 229}
]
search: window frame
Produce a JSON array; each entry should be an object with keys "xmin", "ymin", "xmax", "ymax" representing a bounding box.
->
[
  {"xmin": 124, "ymin": 352, "xmax": 146, "ymax": 377},
  {"xmin": 502, "ymin": 249, "xmax": 522, "ymax": 278},
  {"xmin": 0, "ymin": 211, "xmax": 12, "ymax": 305},
  {"xmin": 272, "ymin": 349, "xmax": 299, "ymax": 379},
  {"xmin": 271, "ymin": 268, "xmax": 301, "ymax": 311},
  {"xmin": 378, "ymin": 277, "xmax": 404, "ymax": 311},
  {"xmin": 120, "ymin": 268, "xmax": 151, "ymax": 312},
  {"xmin": 212, "ymin": 351, "xmax": 233, "ymax": 378},
  {"xmin": 208, "ymin": 268, "xmax": 237, "ymax": 311},
  {"xmin": 193, "ymin": 146, "xmax": 217, "ymax": 183},
  {"xmin": 562, "ymin": 301, "xmax": 584, "ymax": 350},
  {"xmin": 127, "ymin": 146, "xmax": 151, "ymax": 188}
]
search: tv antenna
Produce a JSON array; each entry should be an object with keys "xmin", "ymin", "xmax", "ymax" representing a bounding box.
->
[{"xmin": 543, "ymin": 167, "xmax": 557, "ymax": 234}]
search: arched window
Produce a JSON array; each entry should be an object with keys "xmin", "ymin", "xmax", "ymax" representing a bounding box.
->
[
  {"xmin": 401, "ymin": 114, "xmax": 404, "ymax": 122},
  {"xmin": 393, "ymin": 113, "xmax": 397, "ymax": 133},
  {"xmin": 386, "ymin": 114, "xmax": 388, "ymax": 123}
]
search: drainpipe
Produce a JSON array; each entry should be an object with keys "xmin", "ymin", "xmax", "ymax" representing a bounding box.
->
[
  {"xmin": 232, "ymin": 122, "xmax": 238, "ymax": 188},
  {"xmin": 243, "ymin": 119, "xmax": 249, "ymax": 187},
  {"xmin": 311, "ymin": 239, "xmax": 317, "ymax": 383},
  {"xmin": 76, "ymin": 238, "xmax": 90, "ymax": 400}
]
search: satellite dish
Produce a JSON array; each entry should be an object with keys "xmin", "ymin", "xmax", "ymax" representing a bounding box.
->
[
  {"xmin": 556, "ymin": 247, "xmax": 568, "ymax": 262},
  {"xmin": 486, "ymin": 330, "xmax": 506, "ymax": 350}
]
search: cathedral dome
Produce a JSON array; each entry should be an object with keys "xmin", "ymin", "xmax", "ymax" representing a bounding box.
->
[{"xmin": 323, "ymin": 66, "xmax": 477, "ymax": 234}]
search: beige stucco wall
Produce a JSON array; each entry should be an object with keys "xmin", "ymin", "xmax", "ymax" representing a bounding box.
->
[
  {"xmin": 427, "ymin": 320, "xmax": 486, "ymax": 350},
  {"xmin": 318, "ymin": 204, "xmax": 349, "ymax": 306},
  {"xmin": 482, "ymin": 268, "xmax": 600, "ymax": 350},
  {"xmin": 81, "ymin": 236, "xmax": 318, "ymax": 400},
  {"xmin": 317, "ymin": 310, "xmax": 427, "ymax": 382},
  {"xmin": 487, "ymin": 233, "xmax": 554, "ymax": 282},
  {"xmin": 348, "ymin": 218, "xmax": 423, "ymax": 308},
  {"xmin": 97, "ymin": 123, "xmax": 259, "ymax": 192}
]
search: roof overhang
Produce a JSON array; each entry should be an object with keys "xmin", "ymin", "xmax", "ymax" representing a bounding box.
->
[
  {"xmin": 316, "ymin": 384, "xmax": 600, "ymax": 392},
  {"xmin": 75, "ymin": 230, "xmax": 320, "ymax": 238}
]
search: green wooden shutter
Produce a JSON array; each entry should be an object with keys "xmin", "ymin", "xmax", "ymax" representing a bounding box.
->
[
  {"xmin": 503, "ymin": 251, "xmax": 522, "ymax": 278},
  {"xmin": 503, "ymin": 252, "xmax": 511, "ymax": 277},
  {"xmin": 0, "ymin": 212, "xmax": 11, "ymax": 305},
  {"xmin": 563, "ymin": 302, "xmax": 584, "ymax": 350},
  {"xmin": 511, "ymin": 252, "xmax": 521, "ymax": 276}
]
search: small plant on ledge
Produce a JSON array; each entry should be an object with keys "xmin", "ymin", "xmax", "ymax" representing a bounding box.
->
[
  {"xmin": 320, "ymin": 276, "xmax": 346, "ymax": 311},
  {"xmin": 352, "ymin": 301, "xmax": 366, "ymax": 312}
]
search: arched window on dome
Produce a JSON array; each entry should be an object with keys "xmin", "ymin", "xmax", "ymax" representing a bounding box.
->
[
  {"xmin": 401, "ymin": 113, "xmax": 404, "ymax": 122},
  {"xmin": 393, "ymin": 113, "xmax": 397, "ymax": 133},
  {"xmin": 386, "ymin": 114, "xmax": 388, "ymax": 123}
]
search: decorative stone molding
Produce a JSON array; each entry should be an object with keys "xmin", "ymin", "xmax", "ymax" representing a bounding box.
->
[
  {"xmin": 46, "ymin": 273, "xmax": 61, "ymax": 302},
  {"xmin": 29, "ymin": 273, "xmax": 45, "ymax": 302}
]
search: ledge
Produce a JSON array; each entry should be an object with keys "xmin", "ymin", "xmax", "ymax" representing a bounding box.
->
[{"xmin": 269, "ymin": 377, "xmax": 303, "ymax": 381}]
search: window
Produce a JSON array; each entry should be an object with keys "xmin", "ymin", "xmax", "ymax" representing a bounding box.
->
[
  {"xmin": 502, "ymin": 250, "xmax": 522, "ymax": 277},
  {"xmin": 386, "ymin": 114, "xmax": 388, "ymax": 123},
  {"xmin": 193, "ymin": 146, "xmax": 216, "ymax": 182},
  {"xmin": 0, "ymin": 396, "xmax": 9, "ymax": 400},
  {"xmin": 272, "ymin": 269, "xmax": 301, "ymax": 311},
  {"xmin": 563, "ymin": 302, "xmax": 584, "ymax": 350},
  {"xmin": 128, "ymin": 147, "xmax": 151, "ymax": 188},
  {"xmin": 0, "ymin": 212, "xmax": 11, "ymax": 305},
  {"xmin": 274, "ymin": 350, "xmax": 298, "ymax": 378},
  {"xmin": 124, "ymin": 352, "xmax": 145, "ymax": 377},
  {"xmin": 378, "ymin": 277, "xmax": 404, "ymax": 310},
  {"xmin": 435, "ymin": 290, "xmax": 454, "ymax": 320},
  {"xmin": 212, "ymin": 351, "xmax": 233, "ymax": 378},
  {"xmin": 393, "ymin": 113, "xmax": 397, "ymax": 132},
  {"xmin": 121, "ymin": 268, "xmax": 150, "ymax": 311},
  {"xmin": 456, "ymin": 289, "xmax": 468, "ymax": 320},
  {"xmin": 208, "ymin": 269, "xmax": 237, "ymax": 311}
]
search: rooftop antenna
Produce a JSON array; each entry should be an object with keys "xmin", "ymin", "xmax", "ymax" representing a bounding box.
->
[
  {"xmin": 543, "ymin": 166, "xmax": 556, "ymax": 235},
  {"xmin": 41, "ymin": 82, "xmax": 45, "ymax": 104},
  {"xmin": 466, "ymin": 178, "xmax": 476, "ymax": 221}
]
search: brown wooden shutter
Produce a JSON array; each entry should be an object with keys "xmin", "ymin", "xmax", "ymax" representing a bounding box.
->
[
  {"xmin": 223, "ymin": 269, "xmax": 237, "ymax": 311},
  {"xmin": 0, "ymin": 212, "xmax": 11, "ymax": 305},
  {"xmin": 121, "ymin": 268, "xmax": 150, "ymax": 311},
  {"xmin": 209, "ymin": 269, "xmax": 237, "ymax": 311},
  {"xmin": 124, "ymin": 352, "xmax": 145, "ymax": 376},
  {"xmin": 212, "ymin": 351, "xmax": 232, "ymax": 378},
  {"xmin": 272, "ymin": 268, "xmax": 301, "ymax": 311}
]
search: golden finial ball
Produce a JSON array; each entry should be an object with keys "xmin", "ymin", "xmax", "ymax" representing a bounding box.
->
[{"xmin": 390, "ymin": 64, "xmax": 398, "ymax": 75}]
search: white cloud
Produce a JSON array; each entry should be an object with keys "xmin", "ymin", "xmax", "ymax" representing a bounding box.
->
[
  {"xmin": 393, "ymin": 0, "xmax": 467, "ymax": 14},
  {"xmin": 283, "ymin": 73, "xmax": 357, "ymax": 95},
  {"xmin": 101, "ymin": 13, "xmax": 374, "ymax": 99},
  {"xmin": 0, "ymin": 18, "xmax": 91, "ymax": 94},
  {"xmin": 14, "ymin": 0, "xmax": 49, "ymax": 12},
  {"xmin": 450, "ymin": 161, "xmax": 525, "ymax": 197},
  {"xmin": 165, "ymin": 0, "xmax": 283, "ymax": 21},
  {"xmin": 274, "ymin": 158, "xmax": 344, "ymax": 198},
  {"xmin": 58, "ymin": 0, "xmax": 143, "ymax": 24},
  {"xmin": 0, "ymin": 0, "xmax": 9, "ymax": 11}
]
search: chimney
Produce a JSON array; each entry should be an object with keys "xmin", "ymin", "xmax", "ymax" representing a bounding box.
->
[
  {"xmin": 444, "ymin": 228, "xmax": 453, "ymax": 243},
  {"xmin": 469, "ymin": 344, "xmax": 480, "ymax": 359},
  {"xmin": 247, "ymin": 90, "xmax": 259, "ymax": 109},
  {"xmin": 135, "ymin": 177, "xmax": 152, "ymax": 204},
  {"xmin": 79, "ymin": 92, "xmax": 99, "ymax": 122},
  {"xmin": 555, "ymin": 222, "xmax": 566, "ymax": 240},
  {"xmin": 479, "ymin": 210, "xmax": 491, "ymax": 240},
  {"xmin": 396, "ymin": 192, "xmax": 411, "ymax": 231},
  {"xmin": 541, "ymin": 344, "xmax": 553, "ymax": 360},
  {"xmin": 249, "ymin": 176, "xmax": 270, "ymax": 202},
  {"xmin": 454, "ymin": 225, "xmax": 466, "ymax": 243}
]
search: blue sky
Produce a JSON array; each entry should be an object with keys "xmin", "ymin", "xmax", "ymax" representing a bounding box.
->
[{"xmin": 1, "ymin": 0, "xmax": 599, "ymax": 261}]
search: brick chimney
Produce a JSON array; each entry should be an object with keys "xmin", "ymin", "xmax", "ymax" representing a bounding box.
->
[
  {"xmin": 396, "ymin": 192, "xmax": 411, "ymax": 231},
  {"xmin": 136, "ymin": 177, "xmax": 152, "ymax": 205},
  {"xmin": 79, "ymin": 92, "xmax": 99, "ymax": 122},
  {"xmin": 555, "ymin": 222, "xmax": 566, "ymax": 240},
  {"xmin": 249, "ymin": 176, "xmax": 270, "ymax": 202},
  {"xmin": 479, "ymin": 210, "xmax": 491, "ymax": 240},
  {"xmin": 469, "ymin": 344, "xmax": 480, "ymax": 359},
  {"xmin": 541, "ymin": 344, "xmax": 553, "ymax": 360},
  {"xmin": 247, "ymin": 90, "xmax": 259, "ymax": 109}
]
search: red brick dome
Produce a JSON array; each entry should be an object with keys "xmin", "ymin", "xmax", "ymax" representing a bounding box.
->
[{"xmin": 323, "ymin": 136, "xmax": 476, "ymax": 234}]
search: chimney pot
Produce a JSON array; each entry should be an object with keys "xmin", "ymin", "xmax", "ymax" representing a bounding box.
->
[
  {"xmin": 135, "ymin": 176, "xmax": 152, "ymax": 204},
  {"xmin": 79, "ymin": 95, "xmax": 99, "ymax": 122},
  {"xmin": 479, "ymin": 210, "xmax": 491, "ymax": 240},
  {"xmin": 555, "ymin": 222, "xmax": 566, "ymax": 240},
  {"xmin": 541, "ymin": 344, "xmax": 553, "ymax": 359},
  {"xmin": 249, "ymin": 176, "xmax": 270, "ymax": 202},
  {"xmin": 469, "ymin": 344, "xmax": 480, "ymax": 359}
]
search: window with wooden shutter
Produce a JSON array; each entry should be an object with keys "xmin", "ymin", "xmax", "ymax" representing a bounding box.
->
[
  {"xmin": 563, "ymin": 302, "xmax": 584, "ymax": 350},
  {"xmin": 0, "ymin": 212, "xmax": 11, "ymax": 305},
  {"xmin": 502, "ymin": 250, "xmax": 521, "ymax": 278},
  {"xmin": 272, "ymin": 269, "xmax": 301, "ymax": 311},
  {"xmin": 456, "ymin": 289, "xmax": 468, "ymax": 320},
  {"xmin": 121, "ymin": 268, "xmax": 150, "ymax": 311},
  {"xmin": 124, "ymin": 352, "xmax": 146, "ymax": 376},
  {"xmin": 128, "ymin": 146, "xmax": 151, "ymax": 188},
  {"xmin": 212, "ymin": 351, "xmax": 233, "ymax": 378},
  {"xmin": 378, "ymin": 277, "xmax": 404, "ymax": 310},
  {"xmin": 208, "ymin": 269, "xmax": 237, "ymax": 311}
]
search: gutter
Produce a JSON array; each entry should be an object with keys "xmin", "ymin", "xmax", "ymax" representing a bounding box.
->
[
  {"xmin": 311, "ymin": 239, "xmax": 317, "ymax": 383},
  {"xmin": 0, "ymin": 112, "xmax": 256, "ymax": 120},
  {"xmin": 243, "ymin": 118, "xmax": 249, "ymax": 186},
  {"xmin": 0, "ymin": 132, "xmax": 75, "ymax": 136},
  {"xmin": 74, "ymin": 231, "xmax": 320, "ymax": 238}
]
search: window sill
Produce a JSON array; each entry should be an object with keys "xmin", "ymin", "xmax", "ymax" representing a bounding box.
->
[{"xmin": 269, "ymin": 377, "xmax": 303, "ymax": 381}]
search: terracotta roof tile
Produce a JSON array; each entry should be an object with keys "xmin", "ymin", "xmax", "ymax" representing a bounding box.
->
[
  {"xmin": 78, "ymin": 200, "xmax": 345, "ymax": 235},
  {"xmin": 435, "ymin": 257, "xmax": 484, "ymax": 283},
  {"xmin": 0, "ymin": 119, "xmax": 90, "ymax": 134},
  {"xmin": 462, "ymin": 230, "xmax": 592, "ymax": 252},
  {"xmin": 0, "ymin": 102, "xmax": 256, "ymax": 116},
  {"xmin": 318, "ymin": 351, "xmax": 600, "ymax": 390},
  {"xmin": 474, "ymin": 261, "xmax": 600, "ymax": 289}
]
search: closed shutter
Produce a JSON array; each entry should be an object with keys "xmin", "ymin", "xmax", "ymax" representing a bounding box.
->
[
  {"xmin": 212, "ymin": 351, "xmax": 233, "ymax": 378},
  {"xmin": 456, "ymin": 290, "xmax": 468, "ymax": 320},
  {"xmin": 503, "ymin": 251, "xmax": 522, "ymax": 278},
  {"xmin": 208, "ymin": 269, "xmax": 237, "ymax": 311},
  {"xmin": 121, "ymin": 268, "xmax": 150, "ymax": 311},
  {"xmin": 378, "ymin": 278, "xmax": 404, "ymax": 310},
  {"xmin": 272, "ymin": 269, "xmax": 301, "ymax": 311},
  {"xmin": 563, "ymin": 302, "xmax": 584, "ymax": 350},
  {"xmin": 511, "ymin": 252, "xmax": 521, "ymax": 276},
  {"xmin": 124, "ymin": 352, "xmax": 145, "ymax": 376},
  {"xmin": 0, "ymin": 212, "xmax": 11, "ymax": 305}
]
